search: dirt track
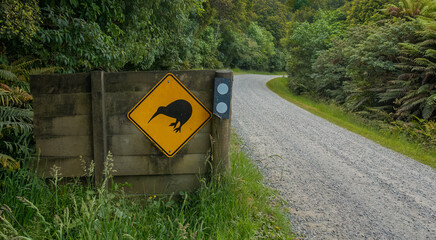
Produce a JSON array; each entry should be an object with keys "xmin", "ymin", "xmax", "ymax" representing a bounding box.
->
[{"xmin": 232, "ymin": 74, "xmax": 436, "ymax": 239}]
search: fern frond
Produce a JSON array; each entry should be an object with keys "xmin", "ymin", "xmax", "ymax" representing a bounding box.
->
[
  {"xmin": 0, "ymin": 120, "xmax": 33, "ymax": 134},
  {"xmin": 0, "ymin": 106, "xmax": 33, "ymax": 139},
  {"xmin": 411, "ymin": 66, "xmax": 427, "ymax": 72},
  {"xmin": 0, "ymin": 83, "xmax": 12, "ymax": 91},
  {"xmin": 418, "ymin": 84, "xmax": 430, "ymax": 93},
  {"xmin": 418, "ymin": 39, "xmax": 436, "ymax": 47},
  {"xmin": 402, "ymin": 95, "xmax": 427, "ymax": 107},
  {"xmin": 0, "ymin": 153, "xmax": 20, "ymax": 170},
  {"xmin": 0, "ymin": 90, "xmax": 22, "ymax": 106},
  {"xmin": 425, "ymin": 49, "xmax": 436, "ymax": 58},
  {"xmin": 0, "ymin": 106, "xmax": 33, "ymax": 124},
  {"xmin": 10, "ymin": 58, "xmax": 40, "ymax": 72},
  {"xmin": 422, "ymin": 94, "xmax": 436, "ymax": 119},
  {"xmin": 0, "ymin": 69, "xmax": 17, "ymax": 82},
  {"xmin": 415, "ymin": 57, "xmax": 434, "ymax": 66},
  {"xmin": 399, "ymin": 43, "xmax": 423, "ymax": 56},
  {"xmin": 0, "ymin": 87, "xmax": 32, "ymax": 107},
  {"xmin": 28, "ymin": 67, "xmax": 59, "ymax": 75}
]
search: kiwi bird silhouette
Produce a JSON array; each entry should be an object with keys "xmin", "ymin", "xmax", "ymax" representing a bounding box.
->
[{"xmin": 148, "ymin": 99, "xmax": 192, "ymax": 133}]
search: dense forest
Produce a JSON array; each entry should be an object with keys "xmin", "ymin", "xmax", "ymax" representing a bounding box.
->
[
  {"xmin": 283, "ymin": 0, "xmax": 436, "ymax": 150},
  {"xmin": 1, "ymin": 0, "xmax": 435, "ymax": 169},
  {"xmin": 1, "ymin": 0, "xmax": 290, "ymax": 72}
]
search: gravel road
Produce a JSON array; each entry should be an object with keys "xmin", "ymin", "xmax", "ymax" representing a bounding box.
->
[{"xmin": 231, "ymin": 74, "xmax": 436, "ymax": 240}]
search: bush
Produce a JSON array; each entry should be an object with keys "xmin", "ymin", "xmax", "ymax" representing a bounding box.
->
[
  {"xmin": 346, "ymin": 0, "xmax": 393, "ymax": 24},
  {"xmin": 0, "ymin": 58, "xmax": 57, "ymax": 171},
  {"xmin": 342, "ymin": 20, "xmax": 420, "ymax": 112},
  {"xmin": 312, "ymin": 38, "xmax": 349, "ymax": 102},
  {"xmin": 380, "ymin": 18, "xmax": 435, "ymax": 120},
  {"xmin": 389, "ymin": 117, "xmax": 436, "ymax": 148},
  {"xmin": 311, "ymin": 20, "xmax": 421, "ymax": 114},
  {"xmin": 219, "ymin": 22, "xmax": 282, "ymax": 71},
  {"xmin": 285, "ymin": 10, "xmax": 346, "ymax": 94}
]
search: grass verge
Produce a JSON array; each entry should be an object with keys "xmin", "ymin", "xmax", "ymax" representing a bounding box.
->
[
  {"xmin": 267, "ymin": 77, "xmax": 436, "ymax": 169},
  {"xmin": 0, "ymin": 132, "xmax": 294, "ymax": 239}
]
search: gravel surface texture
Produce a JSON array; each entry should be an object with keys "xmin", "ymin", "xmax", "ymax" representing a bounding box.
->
[{"xmin": 231, "ymin": 74, "xmax": 436, "ymax": 240}]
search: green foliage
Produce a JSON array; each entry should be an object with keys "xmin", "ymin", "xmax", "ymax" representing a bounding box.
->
[
  {"xmin": 0, "ymin": 0, "xmax": 41, "ymax": 43},
  {"xmin": 288, "ymin": 0, "xmax": 350, "ymax": 11},
  {"xmin": 390, "ymin": 117, "xmax": 436, "ymax": 146},
  {"xmin": 241, "ymin": 23, "xmax": 276, "ymax": 70},
  {"xmin": 1, "ymin": 0, "xmax": 289, "ymax": 73},
  {"xmin": 342, "ymin": 20, "xmax": 420, "ymax": 112},
  {"xmin": 219, "ymin": 22, "xmax": 283, "ymax": 71},
  {"xmin": 252, "ymin": 0, "xmax": 289, "ymax": 44},
  {"xmin": 310, "ymin": 20, "xmax": 421, "ymax": 114},
  {"xmin": 285, "ymin": 10, "xmax": 346, "ymax": 94},
  {"xmin": 201, "ymin": 0, "xmax": 286, "ymax": 71},
  {"xmin": 312, "ymin": 38, "xmax": 350, "ymax": 102},
  {"xmin": 0, "ymin": 58, "xmax": 57, "ymax": 171},
  {"xmin": 125, "ymin": 0, "xmax": 207, "ymax": 70},
  {"xmin": 386, "ymin": 0, "xmax": 436, "ymax": 19},
  {"xmin": 191, "ymin": 26, "xmax": 224, "ymax": 69},
  {"xmin": 380, "ymin": 20, "xmax": 436, "ymax": 120},
  {"xmin": 288, "ymin": 0, "xmax": 349, "ymax": 23},
  {"xmin": 37, "ymin": 6, "xmax": 125, "ymax": 72},
  {"xmin": 346, "ymin": 0, "xmax": 393, "ymax": 24},
  {"xmin": 207, "ymin": 0, "xmax": 255, "ymax": 28},
  {"xmin": 0, "ymin": 62, "xmax": 31, "ymax": 171}
]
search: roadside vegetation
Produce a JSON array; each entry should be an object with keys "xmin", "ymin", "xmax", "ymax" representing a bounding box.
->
[
  {"xmin": 268, "ymin": 77, "xmax": 436, "ymax": 169},
  {"xmin": 0, "ymin": 132, "xmax": 294, "ymax": 239},
  {"xmin": 280, "ymin": 0, "xmax": 436, "ymax": 168}
]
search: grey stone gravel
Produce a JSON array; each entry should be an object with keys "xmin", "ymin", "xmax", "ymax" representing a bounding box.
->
[{"xmin": 231, "ymin": 74, "xmax": 436, "ymax": 240}]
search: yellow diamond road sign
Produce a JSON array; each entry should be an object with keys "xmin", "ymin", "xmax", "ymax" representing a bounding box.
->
[{"xmin": 127, "ymin": 73, "xmax": 212, "ymax": 157}]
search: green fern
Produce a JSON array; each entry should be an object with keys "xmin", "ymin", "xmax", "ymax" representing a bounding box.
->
[
  {"xmin": 381, "ymin": 18, "xmax": 436, "ymax": 120},
  {"xmin": 0, "ymin": 106, "xmax": 33, "ymax": 132},
  {"xmin": 0, "ymin": 153, "xmax": 20, "ymax": 170},
  {"xmin": 0, "ymin": 87, "xmax": 32, "ymax": 107},
  {"xmin": 0, "ymin": 57, "xmax": 56, "ymax": 170},
  {"xmin": 423, "ymin": 94, "xmax": 436, "ymax": 118},
  {"xmin": 387, "ymin": 0, "xmax": 436, "ymax": 19},
  {"xmin": 0, "ymin": 69, "xmax": 17, "ymax": 82},
  {"xmin": 29, "ymin": 66, "xmax": 60, "ymax": 75}
]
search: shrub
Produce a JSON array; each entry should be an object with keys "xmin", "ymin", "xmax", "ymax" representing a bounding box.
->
[
  {"xmin": 286, "ymin": 10, "xmax": 346, "ymax": 94},
  {"xmin": 0, "ymin": 58, "xmax": 57, "ymax": 171}
]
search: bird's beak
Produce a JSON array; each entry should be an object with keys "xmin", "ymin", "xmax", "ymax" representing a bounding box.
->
[{"xmin": 148, "ymin": 111, "xmax": 159, "ymax": 123}]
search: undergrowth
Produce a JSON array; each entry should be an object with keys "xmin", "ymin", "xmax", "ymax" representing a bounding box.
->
[
  {"xmin": 267, "ymin": 77, "xmax": 436, "ymax": 169},
  {"xmin": 0, "ymin": 133, "xmax": 294, "ymax": 239}
]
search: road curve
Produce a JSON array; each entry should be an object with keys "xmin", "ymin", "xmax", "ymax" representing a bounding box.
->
[{"xmin": 231, "ymin": 74, "xmax": 436, "ymax": 240}]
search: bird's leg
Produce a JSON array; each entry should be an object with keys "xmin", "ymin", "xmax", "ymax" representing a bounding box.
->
[
  {"xmin": 174, "ymin": 126, "xmax": 182, "ymax": 133},
  {"xmin": 169, "ymin": 120, "xmax": 179, "ymax": 129}
]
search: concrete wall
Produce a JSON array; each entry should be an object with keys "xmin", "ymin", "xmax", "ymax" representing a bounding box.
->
[{"xmin": 31, "ymin": 70, "xmax": 219, "ymax": 195}]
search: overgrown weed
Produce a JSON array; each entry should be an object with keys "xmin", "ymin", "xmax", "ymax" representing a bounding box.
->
[{"xmin": 0, "ymin": 135, "xmax": 294, "ymax": 239}]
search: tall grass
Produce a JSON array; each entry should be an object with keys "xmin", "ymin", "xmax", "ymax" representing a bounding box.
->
[
  {"xmin": 267, "ymin": 77, "xmax": 436, "ymax": 169},
  {"xmin": 0, "ymin": 133, "xmax": 294, "ymax": 239}
]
